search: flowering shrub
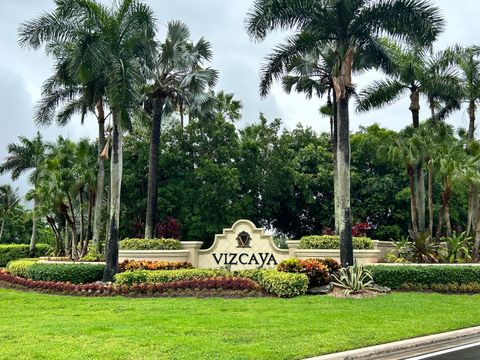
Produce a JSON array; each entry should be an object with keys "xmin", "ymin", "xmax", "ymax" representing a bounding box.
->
[
  {"xmin": 118, "ymin": 260, "xmax": 193, "ymax": 272},
  {"xmin": 119, "ymin": 238, "xmax": 182, "ymax": 250},
  {"xmin": 155, "ymin": 217, "xmax": 181, "ymax": 239},
  {"xmin": 277, "ymin": 258, "xmax": 334, "ymax": 286}
]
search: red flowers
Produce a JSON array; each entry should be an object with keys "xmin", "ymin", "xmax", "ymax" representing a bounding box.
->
[
  {"xmin": 118, "ymin": 260, "xmax": 193, "ymax": 272},
  {"xmin": 0, "ymin": 270, "xmax": 259, "ymax": 296}
]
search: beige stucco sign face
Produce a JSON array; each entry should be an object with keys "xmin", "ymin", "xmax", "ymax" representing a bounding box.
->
[{"xmin": 197, "ymin": 219, "xmax": 289, "ymax": 270}]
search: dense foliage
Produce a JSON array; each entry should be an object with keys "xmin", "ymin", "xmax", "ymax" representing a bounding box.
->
[
  {"xmin": 0, "ymin": 244, "xmax": 51, "ymax": 267},
  {"xmin": 6, "ymin": 259, "xmax": 39, "ymax": 277},
  {"xmin": 277, "ymin": 258, "xmax": 340, "ymax": 286},
  {"xmin": 26, "ymin": 263, "xmax": 105, "ymax": 284},
  {"xmin": 119, "ymin": 238, "xmax": 182, "ymax": 250},
  {"xmin": 118, "ymin": 260, "xmax": 193, "ymax": 272},
  {"xmin": 367, "ymin": 265, "xmax": 480, "ymax": 289},
  {"xmin": 299, "ymin": 235, "xmax": 374, "ymax": 250}
]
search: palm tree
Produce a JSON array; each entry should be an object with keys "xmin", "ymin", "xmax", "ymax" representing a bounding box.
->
[
  {"xmin": 29, "ymin": 45, "xmax": 109, "ymax": 254},
  {"xmin": 0, "ymin": 185, "xmax": 20, "ymax": 241},
  {"xmin": 357, "ymin": 41, "xmax": 458, "ymax": 237},
  {"xmin": 213, "ymin": 91, "xmax": 243, "ymax": 122},
  {"xmin": 18, "ymin": 0, "xmax": 156, "ymax": 279},
  {"xmin": 246, "ymin": 0, "xmax": 444, "ymax": 266},
  {"xmin": 0, "ymin": 133, "xmax": 45, "ymax": 254},
  {"xmin": 143, "ymin": 21, "xmax": 218, "ymax": 239}
]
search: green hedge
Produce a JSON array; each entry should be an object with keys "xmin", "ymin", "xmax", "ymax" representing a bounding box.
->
[
  {"xmin": 115, "ymin": 268, "xmax": 309, "ymax": 298},
  {"xmin": 242, "ymin": 270, "xmax": 309, "ymax": 298},
  {"xmin": 367, "ymin": 265, "xmax": 480, "ymax": 289},
  {"xmin": 6, "ymin": 259, "xmax": 39, "ymax": 277},
  {"xmin": 119, "ymin": 238, "xmax": 182, "ymax": 250},
  {"xmin": 26, "ymin": 263, "xmax": 105, "ymax": 284},
  {"xmin": 299, "ymin": 235, "xmax": 374, "ymax": 250},
  {"xmin": 114, "ymin": 269, "xmax": 230, "ymax": 286},
  {"xmin": 0, "ymin": 244, "xmax": 51, "ymax": 267}
]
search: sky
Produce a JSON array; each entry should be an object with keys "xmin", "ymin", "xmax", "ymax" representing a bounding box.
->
[{"xmin": 1, "ymin": 0, "xmax": 480, "ymax": 197}]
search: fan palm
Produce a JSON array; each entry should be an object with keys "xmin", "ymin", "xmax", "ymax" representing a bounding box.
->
[
  {"xmin": 18, "ymin": 0, "xmax": 156, "ymax": 279},
  {"xmin": 214, "ymin": 91, "xmax": 243, "ymax": 122},
  {"xmin": 142, "ymin": 20, "xmax": 218, "ymax": 239},
  {"xmin": 0, "ymin": 132, "xmax": 45, "ymax": 254},
  {"xmin": 246, "ymin": 0, "xmax": 444, "ymax": 266}
]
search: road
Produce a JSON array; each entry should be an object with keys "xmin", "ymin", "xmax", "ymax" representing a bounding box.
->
[{"xmin": 405, "ymin": 342, "xmax": 480, "ymax": 360}]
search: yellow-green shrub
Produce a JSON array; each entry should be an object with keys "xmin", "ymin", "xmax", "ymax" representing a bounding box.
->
[{"xmin": 6, "ymin": 259, "xmax": 39, "ymax": 277}]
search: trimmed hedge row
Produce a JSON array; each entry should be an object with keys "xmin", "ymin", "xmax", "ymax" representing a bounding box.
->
[
  {"xmin": 119, "ymin": 238, "xmax": 181, "ymax": 250},
  {"xmin": 115, "ymin": 269, "xmax": 229, "ymax": 286},
  {"xmin": 299, "ymin": 235, "xmax": 374, "ymax": 250},
  {"xmin": 115, "ymin": 268, "xmax": 309, "ymax": 298},
  {"xmin": 367, "ymin": 265, "xmax": 480, "ymax": 289},
  {"xmin": 0, "ymin": 244, "xmax": 51, "ymax": 266},
  {"xmin": 6, "ymin": 259, "xmax": 39, "ymax": 277},
  {"xmin": 26, "ymin": 263, "xmax": 105, "ymax": 284}
]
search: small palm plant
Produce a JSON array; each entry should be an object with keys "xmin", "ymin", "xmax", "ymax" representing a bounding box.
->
[
  {"xmin": 331, "ymin": 264, "xmax": 374, "ymax": 295},
  {"xmin": 442, "ymin": 231, "xmax": 472, "ymax": 263}
]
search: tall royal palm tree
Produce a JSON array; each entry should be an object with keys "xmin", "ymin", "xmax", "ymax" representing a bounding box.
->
[
  {"xmin": 18, "ymin": 0, "xmax": 156, "ymax": 280},
  {"xmin": 143, "ymin": 21, "xmax": 218, "ymax": 239},
  {"xmin": 246, "ymin": 0, "xmax": 444, "ymax": 266},
  {"xmin": 0, "ymin": 133, "xmax": 45, "ymax": 254},
  {"xmin": 357, "ymin": 40, "xmax": 458, "ymax": 238},
  {"xmin": 29, "ymin": 44, "xmax": 109, "ymax": 254}
]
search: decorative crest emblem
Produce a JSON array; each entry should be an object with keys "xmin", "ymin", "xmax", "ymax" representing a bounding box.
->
[{"xmin": 236, "ymin": 231, "xmax": 251, "ymax": 248}]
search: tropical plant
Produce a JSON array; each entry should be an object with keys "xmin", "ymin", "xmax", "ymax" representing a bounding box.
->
[
  {"xmin": 142, "ymin": 20, "xmax": 218, "ymax": 239},
  {"xmin": 246, "ymin": 0, "xmax": 444, "ymax": 266},
  {"xmin": 408, "ymin": 231, "xmax": 440, "ymax": 263},
  {"xmin": 0, "ymin": 186, "xmax": 20, "ymax": 241},
  {"xmin": 331, "ymin": 264, "xmax": 375, "ymax": 295},
  {"xmin": 0, "ymin": 133, "xmax": 46, "ymax": 254},
  {"xmin": 442, "ymin": 231, "xmax": 472, "ymax": 263}
]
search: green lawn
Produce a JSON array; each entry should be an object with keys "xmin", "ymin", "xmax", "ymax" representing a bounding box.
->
[{"xmin": 1, "ymin": 289, "xmax": 480, "ymax": 359}]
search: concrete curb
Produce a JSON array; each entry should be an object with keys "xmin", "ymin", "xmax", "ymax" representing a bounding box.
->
[{"xmin": 305, "ymin": 326, "xmax": 480, "ymax": 360}]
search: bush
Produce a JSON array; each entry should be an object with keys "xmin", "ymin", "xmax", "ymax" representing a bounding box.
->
[
  {"xmin": 401, "ymin": 282, "xmax": 480, "ymax": 293},
  {"xmin": 114, "ymin": 269, "xmax": 230, "ymax": 286},
  {"xmin": 277, "ymin": 258, "xmax": 331, "ymax": 286},
  {"xmin": 119, "ymin": 238, "xmax": 181, "ymax": 250},
  {"xmin": 26, "ymin": 262, "xmax": 105, "ymax": 284},
  {"xmin": 331, "ymin": 264, "xmax": 374, "ymax": 295},
  {"xmin": 0, "ymin": 244, "xmax": 51, "ymax": 267},
  {"xmin": 367, "ymin": 265, "xmax": 480, "ymax": 289},
  {"xmin": 299, "ymin": 235, "xmax": 374, "ymax": 250},
  {"xmin": 6, "ymin": 259, "xmax": 39, "ymax": 277},
  {"xmin": 246, "ymin": 270, "xmax": 308, "ymax": 298},
  {"xmin": 119, "ymin": 260, "xmax": 193, "ymax": 272}
]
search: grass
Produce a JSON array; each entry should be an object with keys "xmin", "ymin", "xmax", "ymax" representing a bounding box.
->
[{"xmin": 1, "ymin": 289, "xmax": 480, "ymax": 359}]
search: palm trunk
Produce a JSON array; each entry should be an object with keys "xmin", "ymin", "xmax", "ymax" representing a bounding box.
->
[
  {"xmin": 428, "ymin": 162, "xmax": 434, "ymax": 237},
  {"xmin": 47, "ymin": 215, "xmax": 63, "ymax": 256},
  {"xmin": 415, "ymin": 162, "xmax": 426, "ymax": 233},
  {"xmin": 473, "ymin": 208, "xmax": 480, "ymax": 262},
  {"xmin": 103, "ymin": 113, "xmax": 123, "ymax": 282},
  {"xmin": 0, "ymin": 218, "xmax": 5, "ymax": 242},
  {"xmin": 93, "ymin": 100, "xmax": 106, "ymax": 253},
  {"xmin": 145, "ymin": 98, "xmax": 164, "ymax": 239},
  {"xmin": 407, "ymin": 163, "xmax": 419, "ymax": 238},
  {"xmin": 29, "ymin": 198, "xmax": 38, "ymax": 256},
  {"xmin": 79, "ymin": 186, "xmax": 85, "ymax": 253},
  {"xmin": 409, "ymin": 89, "xmax": 420, "ymax": 129},
  {"xmin": 331, "ymin": 91, "xmax": 339, "ymax": 234},
  {"xmin": 436, "ymin": 177, "xmax": 451, "ymax": 238},
  {"xmin": 337, "ymin": 94, "xmax": 353, "ymax": 267},
  {"xmin": 66, "ymin": 193, "xmax": 79, "ymax": 260},
  {"xmin": 468, "ymin": 100, "xmax": 476, "ymax": 141},
  {"xmin": 445, "ymin": 202, "xmax": 452, "ymax": 238},
  {"xmin": 83, "ymin": 187, "xmax": 94, "ymax": 256}
]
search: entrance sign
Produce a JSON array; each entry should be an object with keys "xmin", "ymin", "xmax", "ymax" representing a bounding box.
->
[{"xmin": 198, "ymin": 219, "xmax": 290, "ymax": 270}]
